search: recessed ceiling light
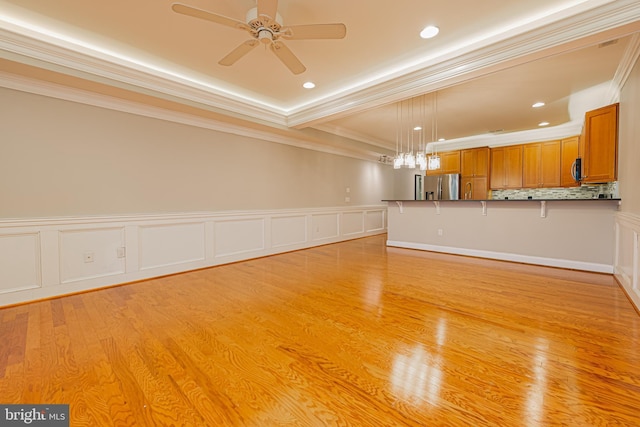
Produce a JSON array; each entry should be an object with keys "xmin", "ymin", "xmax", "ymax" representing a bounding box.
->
[
  {"xmin": 420, "ymin": 25, "xmax": 440, "ymax": 39},
  {"xmin": 438, "ymin": 138, "xmax": 445, "ymax": 142},
  {"xmin": 538, "ymin": 121, "xmax": 550, "ymax": 127},
  {"xmin": 532, "ymin": 102, "xmax": 545, "ymax": 108},
  {"xmin": 414, "ymin": 126, "xmax": 422, "ymax": 131},
  {"xmin": 303, "ymin": 82, "xmax": 315, "ymax": 89}
]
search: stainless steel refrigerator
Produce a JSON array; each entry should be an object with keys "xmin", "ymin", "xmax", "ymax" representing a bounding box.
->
[{"xmin": 423, "ymin": 174, "xmax": 460, "ymax": 200}]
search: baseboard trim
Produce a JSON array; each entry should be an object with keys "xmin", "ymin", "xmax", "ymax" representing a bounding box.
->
[{"xmin": 386, "ymin": 240, "xmax": 613, "ymax": 273}]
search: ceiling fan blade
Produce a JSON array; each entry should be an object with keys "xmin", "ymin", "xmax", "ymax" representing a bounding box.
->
[
  {"xmin": 257, "ymin": 0, "xmax": 278, "ymax": 21},
  {"xmin": 281, "ymin": 23, "xmax": 347, "ymax": 40},
  {"xmin": 219, "ymin": 40, "xmax": 259, "ymax": 66},
  {"xmin": 270, "ymin": 41, "xmax": 306, "ymax": 75},
  {"xmin": 171, "ymin": 3, "xmax": 249, "ymax": 31}
]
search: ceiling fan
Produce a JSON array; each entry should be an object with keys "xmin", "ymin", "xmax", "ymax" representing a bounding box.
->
[{"xmin": 171, "ymin": 0, "xmax": 347, "ymax": 75}]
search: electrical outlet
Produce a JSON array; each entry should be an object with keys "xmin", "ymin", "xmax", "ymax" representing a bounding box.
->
[
  {"xmin": 346, "ymin": 187, "xmax": 350, "ymax": 193},
  {"xmin": 345, "ymin": 196, "xmax": 351, "ymax": 202},
  {"xmin": 84, "ymin": 251, "xmax": 94, "ymax": 263},
  {"xmin": 116, "ymin": 247, "xmax": 126, "ymax": 258},
  {"xmin": 438, "ymin": 229, "xmax": 443, "ymax": 236}
]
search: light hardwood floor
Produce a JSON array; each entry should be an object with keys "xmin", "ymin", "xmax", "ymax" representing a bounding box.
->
[{"xmin": 1, "ymin": 234, "xmax": 639, "ymax": 426}]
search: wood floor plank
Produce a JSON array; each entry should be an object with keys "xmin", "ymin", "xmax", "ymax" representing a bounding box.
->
[{"xmin": 1, "ymin": 234, "xmax": 640, "ymax": 426}]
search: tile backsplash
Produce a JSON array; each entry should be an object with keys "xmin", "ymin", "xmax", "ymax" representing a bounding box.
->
[{"xmin": 491, "ymin": 182, "xmax": 618, "ymax": 200}]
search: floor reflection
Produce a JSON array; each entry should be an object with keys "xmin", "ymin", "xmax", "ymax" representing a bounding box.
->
[
  {"xmin": 361, "ymin": 276, "xmax": 384, "ymax": 316},
  {"xmin": 390, "ymin": 318, "xmax": 447, "ymax": 405},
  {"xmin": 525, "ymin": 338, "xmax": 549, "ymax": 427}
]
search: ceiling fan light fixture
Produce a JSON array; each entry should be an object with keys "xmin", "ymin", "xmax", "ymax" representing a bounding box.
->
[
  {"xmin": 420, "ymin": 25, "xmax": 440, "ymax": 39},
  {"xmin": 258, "ymin": 29, "xmax": 273, "ymax": 43}
]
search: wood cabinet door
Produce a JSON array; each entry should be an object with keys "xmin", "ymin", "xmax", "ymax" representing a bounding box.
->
[
  {"xmin": 461, "ymin": 149, "xmax": 476, "ymax": 177},
  {"xmin": 461, "ymin": 176, "xmax": 487, "ymax": 199},
  {"xmin": 504, "ymin": 145, "xmax": 523, "ymax": 189},
  {"xmin": 522, "ymin": 143, "xmax": 541, "ymax": 188},
  {"xmin": 540, "ymin": 141, "xmax": 561, "ymax": 187},
  {"xmin": 426, "ymin": 151, "xmax": 460, "ymax": 175},
  {"xmin": 583, "ymin": 103, "xmax": 618, "ymax": 183},
  {"xmin": 441, "ymin": 151, "xmax": 461, "ymax": 174},
  {"xmin": 475, "ymin": 147, "xmax": 489, "ymax": 177},
  {"xmin": 490, "ymin": 148, "xmax": 505, "ymax": 189},
  {"xmin": 461, "ymin": 147, "xmax": 489, "ymax": 178},
  {"xmin": 560, "ymin": 136, "xmax": 580, "ymax": 187}
]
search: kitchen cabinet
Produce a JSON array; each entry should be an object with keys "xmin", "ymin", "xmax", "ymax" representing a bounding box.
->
[
  {"xmin": 490, "ymin": 145, "xmax": 522, "ymax": 189},
  {"xmin": 560, "ymin": 136, "xmax": 580, "ymax": 187},
  {"xmin": 522, "ymin": 140, "xmax": 561, "ymax": 188},
  {"xmin": 426, "ymin": 150, "xmax": 461, "ymax": 175},
  {"xmin": 582, "ymin": 103, "xmax": 618, "ymax": 183},
  {"xmin": 460, "ymin": 147, "xmax": 490, "ymax": 199}
]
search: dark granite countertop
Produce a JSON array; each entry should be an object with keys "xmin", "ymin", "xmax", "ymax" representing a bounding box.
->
[{"xmin": 383, "ymin": 198, "xmax": 621, "ymax": 202}]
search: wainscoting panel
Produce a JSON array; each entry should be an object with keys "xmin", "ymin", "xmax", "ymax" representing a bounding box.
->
[
  {"xmin": 139, "ymin": 222, "xmax": 206, "ymax": 270},
  {"xmin": 271, "ymin": 215, "xmax": 307, "ymax": 249},
  {"xmin": 365, "ymin": 209, "xmax": 386, "ymax": 232},
  {"xmin": 312, "ymin": 213, "xmax": 340, "ymax": 241},
  {"xmin": 615, "ymin": 212, "xmax": 640, "ymax": 311},
  {"xmin": 214, "ymin": 218, "xmax": 265, "ymax": 258},
  {"xmin": 59, "ymin": 227, "xmax": 125, "ymax": 283},
  {"xmin": 0, "ymin": 206, "xmax": 386, "ymax": 306},
  {"xmin": 0, "ymin": 232, "xmax": 40, "ymax": 293},
  {"xmin": 342, "ymin": 211, "xmax": 365, "ymax": 236}
]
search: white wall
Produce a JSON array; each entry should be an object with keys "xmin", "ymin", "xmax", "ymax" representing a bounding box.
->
[
  {"xmin": 0, "ymin": 87, "xmax": 394, "ymax": 218},
  {"xmin": 615, "ymin": 56, "xmax": 640, "ymax": 310}
]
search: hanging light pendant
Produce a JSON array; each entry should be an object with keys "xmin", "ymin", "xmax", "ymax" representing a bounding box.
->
[
  {"xmin": 427, "ymin": 92, "xmax": 441, "ymax": 171},
  {"xmin": 393, "ymin": 102, "xmax": 403, "ymax": 169},
  {"xmin": 416, "ymin": 94, "xmax": 427, "ymax": 171}
]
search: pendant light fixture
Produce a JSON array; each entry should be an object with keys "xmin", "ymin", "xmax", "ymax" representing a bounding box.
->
[
  {"xmin": 393, "ymin": 102, "xmax": 403, "ymax": 169},
  {"xmin": 427, "ymin": 92, "xmax": 441, "ymax": 171},
  {"xmin": 416, "ymin": 94, "xmax": 428, "ymax": 170}
]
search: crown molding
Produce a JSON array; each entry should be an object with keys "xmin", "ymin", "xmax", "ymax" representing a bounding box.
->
[
  {"xmin": 1, "ymin": 1, "xmax": 639, "ymax": 133},
  {"xmin": 607, "ymin": 32, "xmax": 640, "ymax": 103},
  {"xmin": 0, "ymin": 23, "xmax": 288, "ymax": 126},
  {"xmin": 288, "ymin": 0, "xmax": 640, "ymax": 128}
]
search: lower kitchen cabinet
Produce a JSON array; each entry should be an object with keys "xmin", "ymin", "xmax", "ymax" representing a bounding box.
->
[{"xmin": 461, "ymin": 177, "xmax": 488, "ymax": 200}]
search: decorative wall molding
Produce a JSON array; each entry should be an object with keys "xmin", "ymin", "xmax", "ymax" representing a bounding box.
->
[
  {"xmin": 1, "ymin": 1, "xmax": 639, "ymax": 131},
  {"xmin": 0, "ymin": 206, "xmax": 387, "ymax": 307},
  {"xmin": 615, "ymin": 211, "xmax": 640, "ymax": 311}
]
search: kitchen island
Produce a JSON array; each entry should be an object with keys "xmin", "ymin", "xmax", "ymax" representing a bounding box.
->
[{"xmin": 384, "ymin": 198, "xmax": 621, "ymax": 273}]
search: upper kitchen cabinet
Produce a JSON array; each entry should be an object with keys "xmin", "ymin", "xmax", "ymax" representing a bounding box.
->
[
  {"xmin": 522, "ymin": 141, "xmax": 561, "ymax": 188},
  {"xmin": 490, "ymin": 145, "xmax": 523, "ymax": 189},
  {"xmin": 461, "ymin": 147, "xmax": 490, "ymax": 199},
  {"xmin": 426, "ymin": 151, "xmax": 461, "ymax": 176},
  {"xmin": 581, "ymin": 103, "xmax": 618, "ymax": 183},
  {"xmin": 560, "ymin": 136, "xmax": 580, "ymax": 187}
]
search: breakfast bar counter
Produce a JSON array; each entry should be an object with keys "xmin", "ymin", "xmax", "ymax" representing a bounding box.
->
[{"xmin": 384, "ymin": 198, "xmax": 621, "ymax": 273}]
